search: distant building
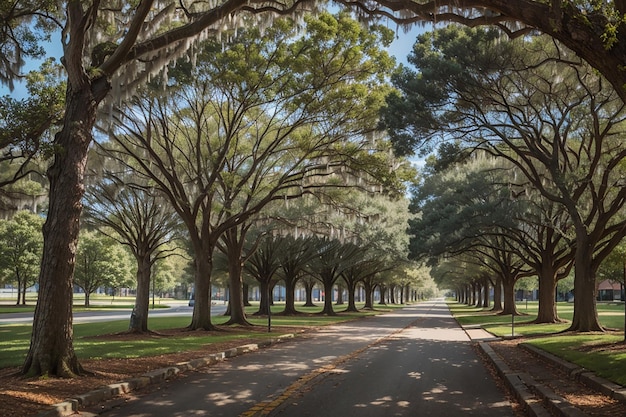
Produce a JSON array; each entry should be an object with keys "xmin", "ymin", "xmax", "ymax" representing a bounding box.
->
[{"xmin": 597, "ymin": 280, "xmax": 624, "ymax": 301}]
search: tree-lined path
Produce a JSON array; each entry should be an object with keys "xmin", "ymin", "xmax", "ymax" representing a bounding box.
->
[{"xmin": 88, "ymin": 300, "xmax": 515, "ymax": 417}]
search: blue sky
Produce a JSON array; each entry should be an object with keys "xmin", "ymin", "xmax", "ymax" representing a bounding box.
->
[{"xmin": 388, "ymin": 25, "xmax": 423, "ymax": 65}]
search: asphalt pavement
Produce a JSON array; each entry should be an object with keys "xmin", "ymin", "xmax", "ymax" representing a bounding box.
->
[
  {"xmin": 0, "ymin": 303, "xmax": 227, "ymax": 325},
  {"xmin": 79, "ymin": 299, "xmax": 515, "ymax": 417}
]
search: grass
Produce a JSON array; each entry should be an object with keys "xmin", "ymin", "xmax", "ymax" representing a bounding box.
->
[
  {"xmin": 451, "ymin": 301, "xmax": 626, "ymax": 336},
  {"xmin": 0, "ymin": 294, "xmax": 174, "ymax": 313},
  {"xmin": 528, "ymin": 334, "xmax": 626, "ymax": 386},
  {"xmin": 448, "ymin": 300, "xmax": 626, "ymax": 386},
  {"xmin": 0, "ymin": 302, "xmax": 402, "ymax": 368},
  {"xmin": 0, "ymin": 304, "xmax": 170, "ymax": 314}
]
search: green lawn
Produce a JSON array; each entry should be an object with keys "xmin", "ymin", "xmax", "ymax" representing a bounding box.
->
[
  {"xmin": 0, "ymin": 302, "xmax": 402, "ymax": 368},
  {"xmin": 0, "ymin": 294, "xmax": 173, "ymax": 313},
  {"xmin": 449, "ymin": 300, "xmax": 626, "ymax": 386}
]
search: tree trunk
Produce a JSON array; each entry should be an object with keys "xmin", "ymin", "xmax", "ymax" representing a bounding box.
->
[
  {"xmin": 500, "ymin": 274, "xmax": 518, "ymax": 316},
  {"xmin": 22, "ymin": 78, "xmax": 108, "ymax": 376},
  {"xmin": 188, "ymin": 254, "xmax": 215, "ymax": 330},
  {"xmin": 225, "ymin": 254, "xmax": 250, "ymax": 326},
  {"xmin": 379, "ymin": 285, "xmax": 387, "ymax": 305},
  {"xmin": 84, "ymin": 292, "xmax": 91, "ymax": 308},
  {"xmin": 281, "ymin": 275, "xmax": 299, "ymax": 315},
  {"xmin": 345, "ymin": 281, "xmax": 359, "ymax": 312},
  {"xmin": 321, "ymin": 279, "xmax": 336, "ymax": 315},
  {"xmin": 270, "ymin": 281, "xmax": 277, "ymax": 305},
  {"xmin": 363, "ymin": 281, "xmax": 374, "ymax": 310},
  {"xmin": 491, "ymin": 276, "xmax": 503, "ymax": 312},
  {"xmin": 335, "ymin": 283, "xmax": 344, "ymax": 305},
  {"xmin": 473, "ymin": 282, "xmax": 480, "ymax": 307},
  {"xmin": 534, "ymin": 263, "xmax": 562, "ymax": 324},
  {"xmin": 569, "ymin": 239, "xmax": 603, "ymax": 331},
  {"xmin": 482, "ymin": 278, "xmax": 490, "ymax": 308},
  {"xmin": 303, "ymin": 280, "xmax": 316, "ymax": 307},
  {"xmin": 129, "ymin": 254, "xmax": 151, "ymax": 333},
  {"xmin": 21, "ymin": 279, "xmax": 27, "ymax": 305},
  {"xmin": 243, "ymin": 283, "xmax": 251, "ymax": 307},
  {"xmin": 256, "ymin": 281, "xmax": 270, "ymax": 315},
  {"xmin": 16, "ymin": 275, "xmax": 22, "ymax": 305}
]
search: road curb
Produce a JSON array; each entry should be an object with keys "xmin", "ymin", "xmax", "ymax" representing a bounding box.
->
[
  {"xmin": 475, "ymin": 334, "xmax": 626, "ymax": 417},
  {"xmin": 37, "ymin": 333, "xmax": 296, "ymax": 417},
  {"xmin": 520, "ymin": 342, "xmax": 626, "ymax": 405},
  {"xmin": 478, "ymin": 341, "xmax": 552, "ymax": 417}
]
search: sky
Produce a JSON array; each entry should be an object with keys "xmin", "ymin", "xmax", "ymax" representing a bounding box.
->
[{"xmin": 388, "ymin": 25, "xmax": 424, "ymax": 65}]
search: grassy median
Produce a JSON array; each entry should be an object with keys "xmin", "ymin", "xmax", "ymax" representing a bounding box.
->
[
  {"xmin": 0, "ymin": 303, "xmax": 402, "ymax": 369},
  {"xmin": 448, "ymin": 300, "xmax": 626, "ymax": 386}
]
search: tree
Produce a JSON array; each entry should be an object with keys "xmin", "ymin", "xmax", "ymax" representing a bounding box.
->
[
  {"xmin": 274, "ymin": 235, "xmax": 317, "ymax": 315},
  {"xmin": 216, "ymin": 222, "xmax": 257, "ymax": 325},
  {"xmin": 301, "ymin": 274, "xmax": 318, "ymax": 307},
  {"xmin": 307, "ymin": 237, "xmax": 362, "ymax": 315},
  {"xmin": 340, "ymin": 192, "xmax": 412, "ymax": 311},
  {"xmin": 385, "ymin": 27, "xmax": 626, "ymax": 331},
  {"xmin": 83, "ymin": 175, "xmax": 180, "ymax": 333},
  {"xmin": 73, "ymin": 230, "xmax": 133, "ymax": 307},
  {"xmin": 478, "ymin": 235, "xmax": 530, "ymax": 315},
  {"xmin": 0, "ymin": 58, "xmax": 63, "ymax": 190},
  {"xmin": 0, "ymin": 211, "xmax": 43, "ymax": 304},
  {"xmin": 8, "ymin": 0, "xmax": 329, "ymax": 379},
  {"xmin": 339, "ymin": 1, "xmax": 626, "ymax": 105},
  {"xmin": 417, "ymin": 150, "xmax": 574, "ymax": 320},
  {"xmin": 106, "ymin": 13, "xmax": 394, "ymax": 331},
  {"xmin": 244, "ymin": 234, "xmax": 285, "ymax": 316},
  {"xmin": 342, "ymin": 255, "xmax": 398, "ymax": 311},
  {"xmin": 408, "ymin": 150, "xmax": 524, "ymax": 312},
  {"xmin": 9, "ymin": 0, "xmax": 622, "ymax": 379},
  {"xmin": 508, "ymin": 189, "xmax": 574, "ymax": 323},
  {"xmin": 151, "ymin": 254, "xmax": 183, "ymax": 304},
  {"xmin": 340, "ymin": 256, "xmax": 370, "ymax": 312}
]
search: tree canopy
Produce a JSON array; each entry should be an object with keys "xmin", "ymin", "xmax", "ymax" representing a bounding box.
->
[
  {"xmin": 5, "ymin": 0, "xmax": 626, "ymax": 378},
  {"xmin": 386, "ymin": 25, "xmax": 626, "ymax": 330},
  {"xmin": 0, "ymin": 210, "xmax": 43, "ymax": 305}
]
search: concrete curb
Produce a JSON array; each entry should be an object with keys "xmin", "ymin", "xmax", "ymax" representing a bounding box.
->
[
  {"xmin": 520, "ymin": 343, "xmax": 626, "ymax": 405},
  {"xmin": 473, "ymin": 331, "xmax": 626, "ymax": 417},
  {"xmin": 478, "ymin": 341, "xmax": 551, "ymax": 417},
  {"xmin": 37, "ymin": 333, "xmax": 295, "ymax": 417}
]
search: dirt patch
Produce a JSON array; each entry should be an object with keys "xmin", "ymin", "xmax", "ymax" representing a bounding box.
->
[{"xmin": 0, "ymin": 326, "xmax": 309, "ymax": 417}]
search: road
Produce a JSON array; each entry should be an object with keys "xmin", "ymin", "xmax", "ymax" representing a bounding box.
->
[
  {"xmin": 85, "ymin": 300, "xmax": 516, "ymax": 417},
  {"xmin": 0, "ymin": 303, "xmax": 227, "ymax": 325}
]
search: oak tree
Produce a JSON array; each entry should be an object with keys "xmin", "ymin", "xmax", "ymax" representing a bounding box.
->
[{"xmin": 6, "ymin": 0, "xmax": 626, "ymax": 378}]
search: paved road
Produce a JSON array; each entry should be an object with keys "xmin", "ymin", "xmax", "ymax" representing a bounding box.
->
[
  {"xmin": 0, "ymin": 303, "xmax": 227, "ymax": 325},
  {"xmin": 87, "ymin": 300, "xmax": 515, "ymax": 417}
]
